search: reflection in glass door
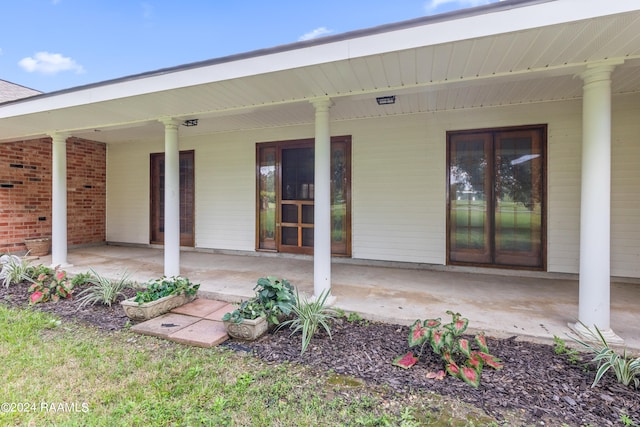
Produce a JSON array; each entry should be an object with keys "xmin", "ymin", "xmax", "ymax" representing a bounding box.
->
[{"xmin": 447, "ymin": 126, "xmax": 545, "ymax": 268}]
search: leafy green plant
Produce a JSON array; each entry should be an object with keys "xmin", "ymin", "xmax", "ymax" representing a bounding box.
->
[
  {"xmin": 253, "ymin": 276, "xmax": 296, "ymax": 325},
  {"xmin": 76, "ymin": 269, "xmax": 134, "ymax": 308},
  {"xmin": 222, "ymin": 299, "xmax": 266, "ymax": 324},
  {"xmin": 26, "ymin": 264, "xmax": 55, "ymax": 281},
  {"xmin": 277, "ymin": 288, "xmax": 337, "ymax": 355},
  {"xmin": 347, "ymin": 311, "xmax": 364, "ymax": 323},
  {"xmin": 620, "ymin": 413, "xmax": 639, "ymax": 427},
  {"xmin": 553, "ymin": 335, "xmax": 581, "ymax": 364},
  {"xmin": 393, "ymin": 310, "xmax": 503, "ymax": 387},
  {"xmin": 569, "ymin": 322, "xmax": 640, "ymax": 389},
  {"xmin": 133, "ymin": 276, "xmax": 199, "ymax": 304},
  {"xmin": 28, "ymin": 268, "xmax": 74, "ymax": 305},
  {"xmin": 1, "ymin": 254, "xmax": 31, "ymax": 287},
  {"xmin": 71, "ymin": 271, "xmax": 93, "ymax": 287}
]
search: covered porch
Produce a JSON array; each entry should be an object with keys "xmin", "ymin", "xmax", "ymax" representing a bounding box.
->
[
  {"xmin": 47, "ymin": 244, "xmax": 640, "ymax": 350},
  {"xmin": 2, "ymin": 1, "xmax": 640, "ymax": 346}
]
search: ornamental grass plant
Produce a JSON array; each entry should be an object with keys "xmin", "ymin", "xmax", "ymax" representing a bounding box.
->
[
  {"xmin": 277, "ymin": 288, "xmax": 337, "ymax": 355},
  {"xmin": 75, "ymin": 269, "xmax": 135, "ymax": 309}
]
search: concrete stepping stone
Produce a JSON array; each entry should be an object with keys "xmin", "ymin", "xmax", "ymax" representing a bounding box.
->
[
  {"xmin": 168, "ymin": 319, "xmax": 229, "ymax": 348},
  {"xmin": 130, "ymin": 312, "xmax": 199, "ymax": 338},
  {"xmin": 203, "ymin": 303, "xmax": 235, "ymax": 321},
  {"xmin": 171, "ymin": 298, "xmax": 228, "ymax": 317}
]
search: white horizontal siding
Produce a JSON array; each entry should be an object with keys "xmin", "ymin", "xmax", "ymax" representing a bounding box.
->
[
  {"xmin": 106, "ymin": 140, "xmax": 162, "ymax": 243},
  {"xmin": 192, "ymin": 135, "xmax": 255, "ymax": 251},
  {"xmin": 104, "ymin": 93, "xmax": 640, "ymax": 278},
  {"xmin": 611, "ymin": 93, "xmax": 640, "ymax": 278},
  {"xmin": 192, "ymin": 126, "xmax": 314, "ymax": 251},
  {"xmin": 338, "ymin": 115, "xmax": 443, "ymax": 264}
]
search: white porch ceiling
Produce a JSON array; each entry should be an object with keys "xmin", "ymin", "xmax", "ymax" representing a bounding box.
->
[{"xmin": 1, "ymin": 1, "xmax": 640, "ymax": 144}]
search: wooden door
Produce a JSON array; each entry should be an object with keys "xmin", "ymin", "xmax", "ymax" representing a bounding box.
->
[
  {"xmin": 447, "ymin": 126, "xmax": 545, "ymax": 269},
  {"xmin": 256, "ymin": 137, "xmax": 351, "ymax": 256},
  {"xmin": 150, "ymin": 150, "xmax": 195, "ymax": 246}
]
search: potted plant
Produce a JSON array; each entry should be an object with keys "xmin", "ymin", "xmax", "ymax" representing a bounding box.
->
[
  {"xmin": 253, "ymin": 276, "xmax": 296, "ymax": 326},
  {"xmin": 222, "ymin": 299, "xmax": 268, "ymax": 340},
  {"xmin": 120, "ymin": 276, "xmax": 199, "ymax": 321},
  {"xmin": 222, "ymin": 276, "xmax": 296, "ymax": 340}
]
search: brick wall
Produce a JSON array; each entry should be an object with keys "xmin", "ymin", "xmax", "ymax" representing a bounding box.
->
[{"xmin": 0, "ymin": 137, "xmax": 106, "ymax": 253}]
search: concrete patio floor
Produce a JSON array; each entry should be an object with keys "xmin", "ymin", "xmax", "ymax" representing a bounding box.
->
[{"xmin": 44, "ymin": 244, "xmax": 639, "ymax": 350}]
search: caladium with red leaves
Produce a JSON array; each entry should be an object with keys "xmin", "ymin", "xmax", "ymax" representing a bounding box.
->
[
  {"xmin": 445, "ymin": 361, "xmax": 460, "ymax": 377},
  {"xmin": 460, "ymin": 366, "xmax": 481, "ymax": 388},
  {"xmin": 430, "ymin": 330, "xmax": 445, "ymax": 353},
  {"xmin": 458, "ymin": 338, "xmax": 471, "ymax": 357},
  {"xmin": 424, "ymin": 318, "xmax": 441, "ymax": 328},
  {"xmin": 473, "ymin": 351, "xmax": 504, "ymax": 370},
  {"xmin": 408, "ymin": 319, "xmax": 430, "ymax": 347},
  {"xmin": 393, "ymin": 310, "xmax": 504, "ymax": 387},
  {"xmin": 392, "ymin": 351, "xmax": 419, "ymax": 369},
  {"xmin": 475, "ymin": 332, "xmax": 490, "ymax": 353}
]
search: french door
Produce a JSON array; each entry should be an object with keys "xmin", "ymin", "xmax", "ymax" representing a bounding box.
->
[
  {"xmin": 447, "ymin": 126, "xmax": 545, "ymax": 268},
  {"xmin": 150, "ymin": 150, "xmax": 195, "ymax": 246},
  {"xmin": 256, "ymin": 137, "xmax": 351, "ymax": 256}
]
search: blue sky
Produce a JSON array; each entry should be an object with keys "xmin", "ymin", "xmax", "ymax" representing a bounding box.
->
[{"xmin": 0, "ymin": 0, "xmax": 501, "ymax": 93}]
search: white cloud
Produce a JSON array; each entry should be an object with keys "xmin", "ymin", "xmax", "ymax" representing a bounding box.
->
[
  {"xmin": 18, "ymin": 52, "xmax": 85, "ymax": 75},
  {"xmin": 299, "ymin": 27, "xmax": 333, "ymax": 42},
  {"xmin": 424, "ymin": 0, "xmax": 498, "ymax": 12},
  {"xmin": 141, "ymin": 2, "xmax": 154, "ymax": 20}
]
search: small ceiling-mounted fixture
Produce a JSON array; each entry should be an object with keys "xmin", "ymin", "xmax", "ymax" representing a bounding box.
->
[
  {"xmin": 376, "ymin": 95, "xmax": 396, "ymax": 105},
  {"xmin": 182, "ymin": 119, "xmax": 199, "ymax": 127}
]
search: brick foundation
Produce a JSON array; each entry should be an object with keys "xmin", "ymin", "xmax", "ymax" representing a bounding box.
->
[{"xmin": 0, "ymin": 137, "xmax": 106, "ymax": 253}]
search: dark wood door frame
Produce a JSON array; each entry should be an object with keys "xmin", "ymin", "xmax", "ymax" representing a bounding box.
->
[
  {"xmin": 150, "ymin": 150, "xmax": 195, "ymax": 247},
  {"xmin": 446, "ymin": 125, "xmax": 546, "ymax": 270},
  {"xmin": 256, "ymin": 136, "xmax": 352, "ymax": 256}
]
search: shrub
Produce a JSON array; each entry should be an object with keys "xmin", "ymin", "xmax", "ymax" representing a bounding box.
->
[
  {"xmin": 393, "ymin": 310, "xmax": 503, "ymax": 388},
  {"xmin": 133, "ymin": 276, "xmax": 199, "ymax": 304},
  {"xmin": 28, "ymin": 268, "xmax": 74, "ymax": 305},
  {"xmin": 76, "ymin": 269, "xmax": 134, "ymax": 309},
  {"xmin": 277, "ymin": 288, "xmax": 337, "ymax": 355}
]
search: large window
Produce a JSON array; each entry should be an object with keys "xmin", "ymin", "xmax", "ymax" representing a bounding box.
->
[
  {"xmin": 447, "ymin": 126, "xmax": 545, "ymax": 269},
  {"xmin": 256, "ymin": 137, "xmax": 351, "ymax": 256}
]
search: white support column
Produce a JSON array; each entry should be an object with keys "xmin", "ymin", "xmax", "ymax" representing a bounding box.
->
[
  {"xmin": 575, "ymin": 62, "xmax": 622, "ymax": 343},
  {"xmin": 51, "ymin": 133, "xmax": 70, "ymax": 267},
  {"xmin": 160, "ymin": 118, "xmax": 181, "ymax": 277},
  {"xmin": 311, "ymin": 98, "xmax": 333, "ymax": 300}
]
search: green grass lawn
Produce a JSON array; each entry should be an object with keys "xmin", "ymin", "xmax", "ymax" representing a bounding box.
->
[{"xmin": 0, "ymin": 306, "xmax": 504, "ymax": 427}]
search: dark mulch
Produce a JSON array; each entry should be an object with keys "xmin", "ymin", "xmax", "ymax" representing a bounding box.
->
[{"xmin": 2, "ymin": 283, "xmax": 638, "ymax": 426}]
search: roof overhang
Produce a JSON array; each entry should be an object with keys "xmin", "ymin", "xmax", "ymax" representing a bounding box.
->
[{"xmin": 1, "ymin": 0, "xmax": 640, "ymax": 143}]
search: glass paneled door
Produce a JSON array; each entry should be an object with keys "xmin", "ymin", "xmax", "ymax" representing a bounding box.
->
[
  {"xmin": 447, "ymin": 126, "xmax": 545, "ymax": 268},
  {"xmin": 256, "ymin": 137, "xmax": 351, "ymax": 256},
  {"xmin": 150, "ymin": 150, "xmax": 195, "ymax": 247}
]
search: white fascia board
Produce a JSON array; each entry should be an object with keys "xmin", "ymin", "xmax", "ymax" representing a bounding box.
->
[
  {"xmin": 345, "ymin": 0, "xmax": 640, "ymax": 58},
  {"xmin": 1, "ymin": 0, "xmax": 638, "ymax": 120}
]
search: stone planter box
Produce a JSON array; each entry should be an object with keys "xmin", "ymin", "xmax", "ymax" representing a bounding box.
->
[
  {"xmin": 223, "ymin": 316, "xmax": 268, "ymax": 341},
  {"xmin": 121, "ymin": 293, "xmax": 196, "ymax": 321}
]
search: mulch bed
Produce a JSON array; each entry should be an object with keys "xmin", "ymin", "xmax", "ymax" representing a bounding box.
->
[{"xmin": 2, "ymin": 282, "xmax": 638, "ymax": 426}]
